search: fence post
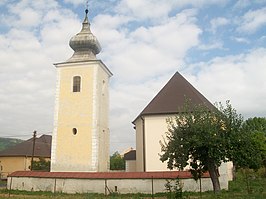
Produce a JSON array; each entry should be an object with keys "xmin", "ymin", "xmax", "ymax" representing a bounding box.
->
[
  {"xmin": 30, "ymin": 131, "xmax": 37, "ymax": 171},
  {"xmin": 105, "ymin": 179, "xmax": 107, "ymax": 196},
  {"xmin": 200, "ymin": 177, "xmax": 202, "ymax": 198},
  {"xmin": 151, "ymin": 176, "xmax": 154, "ymax": 199},
  {"xmin": 54, "ymin": 178, "xmax": 57, "ymax": 194},
  {"xmin": 8, "ymin": 177, "xmax": 12, "ymax": 198}
]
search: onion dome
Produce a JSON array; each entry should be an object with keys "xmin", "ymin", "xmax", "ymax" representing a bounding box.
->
[{"xmin": 68, "ymin": 9, "xmax": 101, "ymax": 62}]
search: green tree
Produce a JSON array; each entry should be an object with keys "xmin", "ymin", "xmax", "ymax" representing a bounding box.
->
[
  {"xmin": 236, "ymin": 117, "xmax": 266, "ymax": 170},
  {"xmin": 242, "ymin": 117, "xmax": 266, "ymax": 133},
  {"xmin": 251, "ymin": 132, "xmax": 266, "ymax": 169},
  {"xmin": 32, "ymin": 158, "xmax": 50, "ymax": 171},
  {"xmin": 229, "ymin": 129, "xmax": 265, "ymax": 171},
  {"xmin": 110, "ymin": 151, "xmax": 125, "ymax": 170},
  {"xmin": 160, "ymin": 101, "xmax": 244, "ymax": 193}
]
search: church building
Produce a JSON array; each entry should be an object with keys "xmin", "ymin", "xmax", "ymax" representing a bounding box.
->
[
  {"xmin": 50, "ymin": 9, "xmax": 112, "ymax": 172},
  {"xmin": 132, "ymin": 72, "xmax": 215, "ymax": 172},
  {"xmin": 7, "ymin": 8, "xmax": 232, "ymax": 194}
]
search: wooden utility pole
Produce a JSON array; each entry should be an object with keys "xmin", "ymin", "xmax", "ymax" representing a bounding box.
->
[{"xmin": 30, "ymin": 131, "xmax": 37, "ymax": 171}]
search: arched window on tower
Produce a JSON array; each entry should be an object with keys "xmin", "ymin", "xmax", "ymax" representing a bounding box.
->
[{"xmin": 73, "ymin": 76, "xmax": 81, "ymax": 92}]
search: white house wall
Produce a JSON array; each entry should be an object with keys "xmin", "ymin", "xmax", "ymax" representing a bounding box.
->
[
  {"xmin": 135, "ymin": 118, "xmax": 144, "ymax": 171},
  {"xmin": 143, "ymin": 115, "xmax": 173, "ymax": 171},
  {"xmin": 125, "ymin": 160, "xmax": 136, "ymax": 172}
]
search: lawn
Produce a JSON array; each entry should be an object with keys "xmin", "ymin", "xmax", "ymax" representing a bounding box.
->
[{"xmin": 0, "ymin": 169, "xmax": 265, "ymax": 198}]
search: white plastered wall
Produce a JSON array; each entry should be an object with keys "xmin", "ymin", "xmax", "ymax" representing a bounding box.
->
[
  {"xmin": 135, "ymin": 118, "xmax": 144, "ymax": 171},
  {"xmin": 8, "ymin": 176, "xmax": 227, "ymax": 194},
  {"xmin": 143, "ymin": 115, "xmax": 173, "ymax": 171},
  {"xmin": 93, "ymin": 61, "xmax": 111, "ymax": 172},
  {"xmin": 125, "ymin": 160, "xmax": 136, "ymax": 172}
]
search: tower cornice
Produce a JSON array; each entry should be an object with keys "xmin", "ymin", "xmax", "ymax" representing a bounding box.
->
[{"xmin": 54, "ymin": 60, "xmax": 113, "ymax": 77}]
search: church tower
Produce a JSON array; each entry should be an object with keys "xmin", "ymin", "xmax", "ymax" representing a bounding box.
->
[{"xmin": 51, "ymin": 9, "xmax": 112, "ymax": 172}]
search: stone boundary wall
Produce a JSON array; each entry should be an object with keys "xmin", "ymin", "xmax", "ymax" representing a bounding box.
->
[
  {"xmin": 8, "ymin": 176, "xmax": 218, "ymax": 194},
  {"xmin": 7, "ymin": 170, "xmax": 229, "ymax": 194}
]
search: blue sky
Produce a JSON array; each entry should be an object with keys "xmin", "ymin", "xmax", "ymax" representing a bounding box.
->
[{"xmin": 0, "ymin": 0, "xmax": 266, "ymax": 153}]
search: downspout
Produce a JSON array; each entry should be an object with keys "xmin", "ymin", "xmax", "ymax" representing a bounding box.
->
[{"xmin": 141, "ymin": 116, "xmax": 146, "ymax": 172}]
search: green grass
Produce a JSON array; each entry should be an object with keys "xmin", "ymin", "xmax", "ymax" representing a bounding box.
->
[
  {"xmin": 0, "ymin": 169, "xmax": 265, "ymax": 199},
  {"xmin": 0, "ymin": 180, "xmax": 6, "ymax": 187}
]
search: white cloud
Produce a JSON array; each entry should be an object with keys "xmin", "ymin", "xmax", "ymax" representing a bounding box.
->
[
  {"xmin": 93, "ymin": 14, "xmax": 132, "ymax": 30},
  {"xmin": 116, "ymin": 0, "xmax": 172, "ymax": 20},
  {"xmin": 259, "ymin": 35, "xmax": 266, "ymax": 42},
  {"xmin": 91, "ymin": 8, "xmax": 202, "ymax": 152},
  {"xmin": 234, "ymin": 0, "xmax": 252, "ymax": 9},
  {"xmin": 93, "ymin": 0, "xmax": 230, "ymax": 19},
  {"xmin": 234, "ymin": 0, "xmax": 266, "ymax": 9},
  {"xmin": 231, "ymin": 36, "xmax": 250, "ymax": 44},
  {"xmin": 95, "ymin": 9, "xmax": 201, "ymax": 83},
  {"xmin": 1, "ymin": 8, "xmax": 41, "ymax": 28},
  {"xmin": 109, "ymin": 72, "xmax": 175, "ymax": 152},
  {"xmin": 64, "ymin": 0, "xmax": 85, "ymax": 7},
  {"xmin": 15, "ymin": 8, "xmax": 41, "ymax": 28},
  {"xmin": 0, "ymin": 0, "xmax": 80, "ymax": 140},
  {"xmin": 0, "ymin": 0, "xmax": 8, "ymax": 6},
  {"xmin": 198, "ymin": 41, "xmax": 224, "ymax": 50},
  {"xmin": 185, "ymin": 48, "xmax": 266, "ymax": 118},
  {"xmin": 40, "ymin": 9, "xmax": 80, "ymax": 62},
  {"xmin": 1, "ymin": 0, "xmax": 59, "ymax": 29},
  {"xmin": 175, "ymin": 0, "xmax": 228, "ymax": 7},
  {"xmin": 237, "ymin": 7, "xmax": 266, "ymax": 34},
  {"xmin": 116, "ymin": 0, "xmax": 228, "ymax": 21},
  {"xmin": 209, "ymin": 17, "xmax": 229, "ymax": 33}
]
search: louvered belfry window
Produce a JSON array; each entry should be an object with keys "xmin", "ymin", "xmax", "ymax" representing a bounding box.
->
[{"xmin": 73, "ymin": 76, "xmax": 81, "ymax": 92}]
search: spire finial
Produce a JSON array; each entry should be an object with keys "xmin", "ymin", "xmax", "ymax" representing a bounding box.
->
[
  {"xmin": 68, "ymin": 0, "xmax": 101, "ymax": 61},
  {"xmin": 85, "ymin": 0, "xmax": 89, "ymax": 15}
]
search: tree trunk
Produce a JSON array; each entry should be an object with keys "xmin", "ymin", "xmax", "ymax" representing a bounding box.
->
[
  {"xmin": 232, "ymin": 163, "xmax": 236, "ymax": 181},
  {"xmin": 207, "ymin": 159, "xmax": 221, "ymax": 193}
]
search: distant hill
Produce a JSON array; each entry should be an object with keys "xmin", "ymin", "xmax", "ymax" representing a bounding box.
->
[{"xmin": 0, "ymin": 138, "xmax": 24, "ymax": 151}]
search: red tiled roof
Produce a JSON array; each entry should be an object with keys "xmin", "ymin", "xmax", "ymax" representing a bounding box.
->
[{"xmin": 8, "ymin": 171, "xmax": 210, "ymax": 179}]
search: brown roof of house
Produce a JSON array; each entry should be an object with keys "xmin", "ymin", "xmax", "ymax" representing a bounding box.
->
[
  {"xmin": 9, "ymin": 170, "xmax": 210, "ymax": 179},
  {"xmin": 124, "ymin": 150, "xmax": 136, "ymax": 161},
  {"xmin": 0, "ymin": 134, "xmax": 51, "ymax": 158},
  {"xmin": 133, "ymin": 72, "xmax": 214, "ymax": 122}
]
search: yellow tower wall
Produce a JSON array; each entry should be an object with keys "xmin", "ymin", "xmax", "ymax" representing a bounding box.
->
[{"xmin": 51, "ymin": 60, "xmax": 111, "ymax": 172}]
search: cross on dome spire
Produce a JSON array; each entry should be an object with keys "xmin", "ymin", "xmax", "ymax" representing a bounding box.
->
[{"xmin": 86, "ymin": 0, "xmax": 89, "ymax": 13}]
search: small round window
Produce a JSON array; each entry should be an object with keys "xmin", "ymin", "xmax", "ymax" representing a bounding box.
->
[{"xmin": 72, "ymin": 128, "xmax": 78, "ymax": 135}]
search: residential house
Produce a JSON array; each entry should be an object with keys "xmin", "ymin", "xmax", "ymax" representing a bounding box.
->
[
  {"xmin": 124, "ymin": 149, "xmax": 136, "ymax": 172},
  {"xmin": 0, "ymin": 134, "xmax": 51, "ymax": 179}
]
